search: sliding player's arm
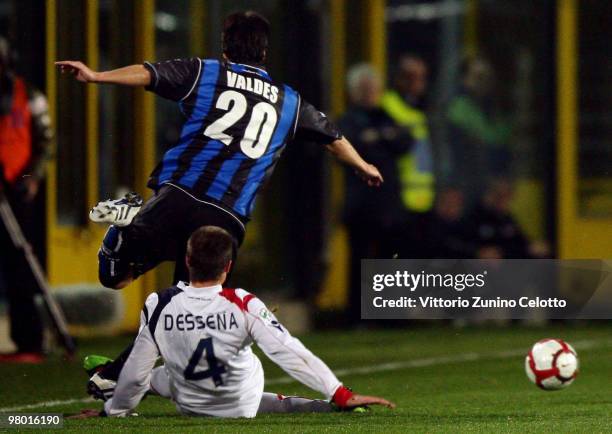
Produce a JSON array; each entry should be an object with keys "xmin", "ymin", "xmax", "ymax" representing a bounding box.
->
[
  {"xmin": 245, "ymin": 297, "xmax": 394, "ymax": 409},
  {"xmin": 56, "ymin": 58, "xmax": 201, "ymax": 102},
  {"xmin": 294, "ymin": 100, "xmax": 383, "ymax": 187},
  {"xmin": 103, "ymin": 294, "xmax": 161, "ymax": 417}
]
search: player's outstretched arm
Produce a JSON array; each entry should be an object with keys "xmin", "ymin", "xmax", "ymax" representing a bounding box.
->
[
  {"xmin": 326, "ymin": 136, "xmax": 384, "ymax": 187},
  {"xmin": 55, "ymin": 61, "xmax": 151, "ymax": 87},
  {"xmin": 330, "ymin": 384, "xmax": 395, "ymax": 410},
  {"xmin": 246, "ymin": 297, "xmax": 395, "ymax": 410},
  {"xmin": 294, "ymin": 101, "xmax": 383, "ymax": 187}
]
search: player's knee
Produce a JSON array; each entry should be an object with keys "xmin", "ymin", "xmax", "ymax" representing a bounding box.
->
[
  {"xmin": 98, "ymin": 271, "xmax": 132, "ymax": 290},
  {"xmin": 98, "ymin": 256, "xmax": 131, "ymax": 289},
  {"xmin": 98, "ymin": 252, "xmax": 132, "ymax": 289},
  {"xmin": 98, "ymin": 272, "xmax": 131, "ymax": 290}
]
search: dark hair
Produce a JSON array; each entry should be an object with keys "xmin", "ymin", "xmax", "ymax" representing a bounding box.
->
[
  {"xmin": 187, "ymin": 226, "xmax": 234, "ymax": 282},
  {"xmin": 222, "ymin": 11, "xmax": 270, "ymax": 66}
]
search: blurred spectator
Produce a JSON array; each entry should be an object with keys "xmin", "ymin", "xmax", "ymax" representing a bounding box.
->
[
  {"xmin": 381, "ymin": 55, "xmax": 435, "ymax": 258},
  {"xmin": 465, "ymin": 179, "xmax": 549, "ymax": 259},
  {"xmin": 425, "ymin": 188, "xmax": 474, "ymax": 258},
  {"xmin": 0, "ymin": 37, "xmax": 53, "ymax": 363},
  {"xmin": 447, "ymin": 56, "xmax": 512, "ymax": 208},
  {"xmin": 338, "ymin": 63, "xmax": 412, "ymax": 323},
  {"xmin": 381, "ymin": 55, "xmax": 435, "ymax": 214}
]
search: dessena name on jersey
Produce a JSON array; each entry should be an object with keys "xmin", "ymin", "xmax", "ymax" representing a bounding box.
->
[{"xmin": 164, "ymin": 312, "xmax": 239, "ymax": 331}]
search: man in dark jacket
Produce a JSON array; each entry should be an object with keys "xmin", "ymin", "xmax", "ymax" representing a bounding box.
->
[
  {"xmin": 339, "ymin": 64, "xmax": 412, "ymax": 323},
  {"xmin": 0, "ymin": 37, "xmax": 53, "ymax": 363}
]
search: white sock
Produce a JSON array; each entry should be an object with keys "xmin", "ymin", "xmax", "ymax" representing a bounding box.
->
[{"xmin": 257, "ymin": 392, "xmax": 333, "ymax": 414}]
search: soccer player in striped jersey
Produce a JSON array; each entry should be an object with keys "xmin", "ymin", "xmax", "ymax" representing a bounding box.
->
[
  {"xmin": 73, "ymin": 226, "xmax": 394, "ymax": 418},
  {"xmin": 57, "ymin": 11, "xmax": 382, "ymax": 288},
  {"xmin": 56, "ymin": 11, "xmax": 382, "ymax": 395}
]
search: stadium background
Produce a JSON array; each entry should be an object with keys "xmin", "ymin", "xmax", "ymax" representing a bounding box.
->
[{"xmin": 0, "ymin": 0, "xmax": 610, "ymax": 342}]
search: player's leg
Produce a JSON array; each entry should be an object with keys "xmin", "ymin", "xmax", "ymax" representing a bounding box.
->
[
  {"xmin": 5, "ymin": 274, "xmax": 43, "ymax": 355},
  {"xmin": 88, "ymin": 189, "xmax": 182, "ymax": 397},
  {"xmin": 93, "ymin": 192, "xmax": 143, "ymax": 288},
  {"xmin": 2, "ymin": 246, "xmax": 44, "ymax": 359},
  {"xmin": 171, "ymin": 235, "xmax": 190, "ymax": 284},
  {"xmin": 257, "ymin": 392, "xmax": 333, "ymax": 414},
  {"xmin": 0, "ymin": 193, "xmax": 44, "ymax": 360},
  {"xmin": 91, "ymin": 342, "xmax": 133, "ymax": 381},
  {"xmin": 97, "ymin": 225, "xmax": 135, "ymax": 289},
  {"xmin": 97, "ymin": 188, "xmax": 178, "ymax": 289},
  {"xmin": 87, "ymin": 360, "xmax": 171, "ymax": 402},
  {"xmin": 174, "ymin": 190, "xmax": 245, "ymax": 285},
  {"xmin": 149, "ymin": 366, "xmax": 172, "ymax": 398},
  {"xmin": 89, "ymin": 187, "xmax": 246, "ymax": 400}
]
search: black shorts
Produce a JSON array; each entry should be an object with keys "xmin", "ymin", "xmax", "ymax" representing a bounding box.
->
[{"xmin": 121, "ymin": 184, "xmax": 247, "ymax": 282}]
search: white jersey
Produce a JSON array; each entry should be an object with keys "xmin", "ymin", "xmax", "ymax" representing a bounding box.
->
[{"xmin": 104, "ymin": 281, "xmax": 342, "ymax": 418}]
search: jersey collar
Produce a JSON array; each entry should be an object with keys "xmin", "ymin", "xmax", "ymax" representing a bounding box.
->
[
  {"xmin": 227, "ymin": 61, "xmax": 271, "ymax": 81},
  {"xmin": 177, "ymin": 281, "xmax": 223, "ymax": 294}
]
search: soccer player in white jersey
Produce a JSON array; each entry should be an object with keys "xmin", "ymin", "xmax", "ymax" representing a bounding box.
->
[{"xmin": 78, "ymin": 226, "xmax": 394, "ymax": 418}]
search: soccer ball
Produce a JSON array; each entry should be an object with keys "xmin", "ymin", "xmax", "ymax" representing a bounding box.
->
[{"xmin": 525, "ymin": 338, "xmax": 579, "ymax": 390}]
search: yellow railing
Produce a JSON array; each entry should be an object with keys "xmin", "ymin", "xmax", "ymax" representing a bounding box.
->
[
  {"xmin": 318, "ymin": 0, "xmax": 349, "ymax": 310},
  {"xmin": 318, "ymin": 0, "xmax": 389, "ymax": 309},
  {"xmin": 557, "ymin": 0, "xmax": 578, "ymax": 259},
  {"xmin": 363, "ymin": 0, "xmax": 387, "ymax": 81},
  {"xmin": 45, "ymin": 0, "xmax": 57, "ymax": 235},
  {"xmin": 45, "ymin": 0, "xmax": 158, "ymax": 332},
  {"xmin": 130, "ymin": 0, "xmax": 158, "ymax": 329},
  {"xmin": 86, "ymin": 0, "xmax": 99, "ymax": 215}
]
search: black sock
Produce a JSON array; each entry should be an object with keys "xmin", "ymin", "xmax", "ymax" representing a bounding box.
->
[{"xmin": 100, "ymin": 342, "xmax": 134, "ymax": 381}]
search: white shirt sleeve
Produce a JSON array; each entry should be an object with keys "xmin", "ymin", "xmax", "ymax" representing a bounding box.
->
[
  {"xmin": 245, "ymin": 297, "xmax": 342, "ymax": 399},
  {"xmin": 139, "ymin": 292, "xmax": 159, "ymax": 332},
  {"xmin": 104, "ymin": 294, "xmax": 160, "ymax": 417}
]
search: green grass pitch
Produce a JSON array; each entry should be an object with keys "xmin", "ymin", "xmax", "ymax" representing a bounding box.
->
[{"xmin": 1, "ymin": 324, "xmax": 611, "ymax": 433}]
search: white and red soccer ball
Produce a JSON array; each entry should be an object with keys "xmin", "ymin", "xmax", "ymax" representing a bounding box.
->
[{"xmin": 525, "ymin": 338, "xmax": 579, "ymax": 390}]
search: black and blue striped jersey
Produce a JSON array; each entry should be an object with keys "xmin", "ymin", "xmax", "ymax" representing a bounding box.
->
[{"xmin": 143, "ymin": 58, "xmax": 341, "ymax": 219}]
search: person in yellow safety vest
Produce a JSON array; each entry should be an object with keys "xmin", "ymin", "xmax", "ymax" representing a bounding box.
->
[{"xmin": 380, "ymin": 55, "xmax": 434, "ymax": 213}]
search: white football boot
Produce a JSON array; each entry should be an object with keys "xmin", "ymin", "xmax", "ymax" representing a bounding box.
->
[
  {"xmin": 89, "ymin": 192, "xmax": 143, "ymax": 227},
  {"xmin": 87, "ymin": 372, "xmax": 116, "ymax": 402}
]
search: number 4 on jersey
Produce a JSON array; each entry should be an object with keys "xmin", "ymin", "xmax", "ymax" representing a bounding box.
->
[{"xmin": 183, "ymin": 337, "xmax": 226, "ymax": 387}]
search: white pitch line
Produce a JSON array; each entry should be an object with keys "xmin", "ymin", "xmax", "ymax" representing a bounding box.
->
[
  {"xmin": 0, "ymin": 397, "xmax": 95, "ymax": 413},
  {"xmin": 1, "ymin": 338, "xmax": 609, "ymax": 412},
  {"xmin": 265, "ymin": 338, "xmax": 609, "ymax": 386}
]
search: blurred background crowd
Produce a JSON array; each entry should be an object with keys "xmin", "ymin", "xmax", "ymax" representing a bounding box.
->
[
  {"xmin": 0, "ymin": 0, "xmax": 610, "ymax": 352},
  {"xmin": 338, "ymin": 55, "xmax": 552, "ymax": 322}
]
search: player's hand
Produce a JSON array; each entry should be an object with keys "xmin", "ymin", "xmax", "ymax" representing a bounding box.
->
[
  {"xmin": 345, "ymin": 393, "xmax": 396, "ymax": 409},
  {"xmin": 55, "ymin": 60, "xmax": 99, "ymax": 83},
  {"xmin": 357, "ymin": 163, "xmax": 384, "ymax": 187},
  {"xmin": 21, "ymin": 177, "xmax": 40, "ymax": 202},
  {"xmin": 333, "ymin": 385, "xmax": 395, "ymax": 410}
]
